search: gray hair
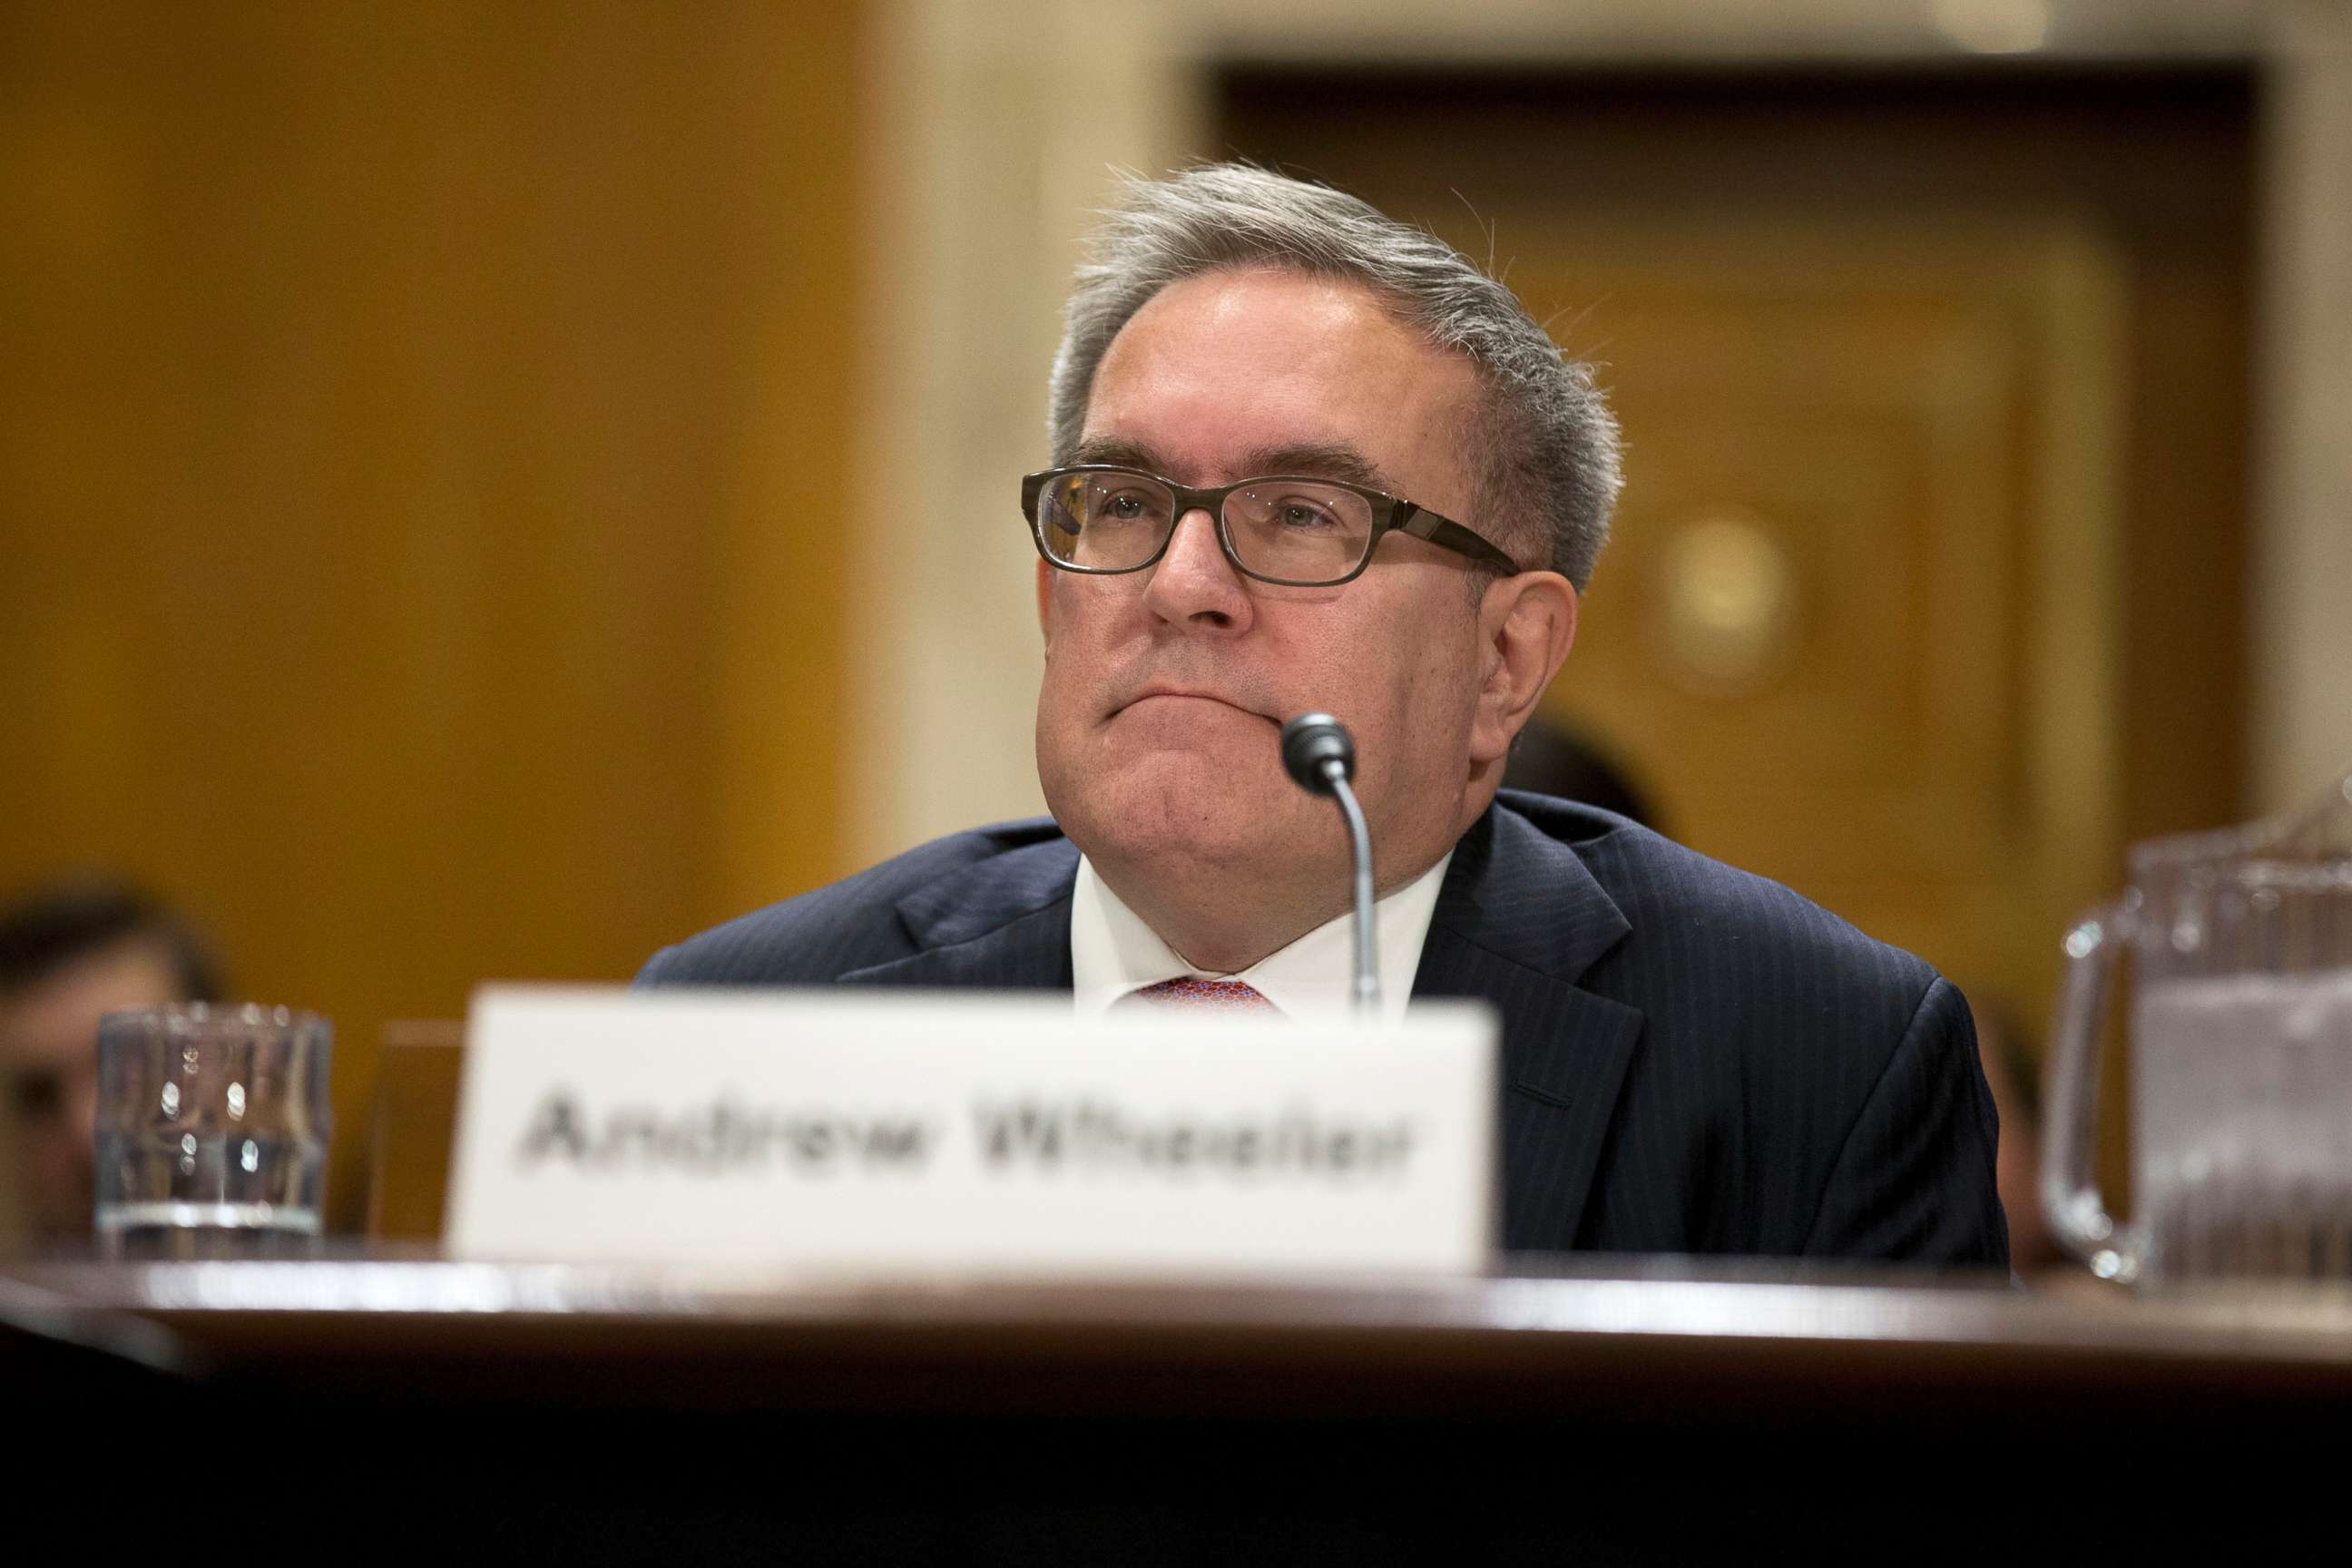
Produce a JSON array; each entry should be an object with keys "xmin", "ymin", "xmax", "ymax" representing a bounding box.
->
[{"xmin": 1046, "ymin": 163, "xmax": 1622, "ymax": 589}]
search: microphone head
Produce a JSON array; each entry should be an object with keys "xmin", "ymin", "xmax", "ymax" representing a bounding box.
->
[{"xmin": 1280, "ymin": 712, "xmax": 1356, "ymax": 796}]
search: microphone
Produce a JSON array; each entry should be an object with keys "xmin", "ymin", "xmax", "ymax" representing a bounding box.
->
[{"xmin": 1279, "ymin": 713, "xmax": 1379, "ymax": 1017}]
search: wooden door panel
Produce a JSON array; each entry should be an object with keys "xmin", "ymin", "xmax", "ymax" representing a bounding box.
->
[{"xmin": 1489, "ymin": 223, "xmax": 2123, "ymax": 1003}]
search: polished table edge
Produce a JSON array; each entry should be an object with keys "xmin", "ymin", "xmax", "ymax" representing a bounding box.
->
[{"xmin": 8, "ymin": 1250, "xmax": 2352, "ymax": 1364}]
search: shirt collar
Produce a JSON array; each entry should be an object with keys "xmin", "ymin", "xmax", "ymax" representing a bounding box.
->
[{"xmin": 1070, "ymin": 849, "xmax": 1453, "ymax": 1025}]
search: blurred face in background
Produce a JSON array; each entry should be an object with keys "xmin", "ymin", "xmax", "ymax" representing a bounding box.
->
[
  {"xmin": 1034, "ymin": 267, "xmax": 1557, "ymax": 961},
  {"xmin": 0, "ymin": 940, "xmax": 183, "ymax": 1236}
]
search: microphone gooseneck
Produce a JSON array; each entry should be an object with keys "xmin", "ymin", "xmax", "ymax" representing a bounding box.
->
[{"xmin": 1278, "ymin": 713, "xmax": 1379, "ymax": 1017}]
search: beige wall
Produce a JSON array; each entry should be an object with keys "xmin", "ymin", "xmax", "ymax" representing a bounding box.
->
[
  {"xmin": 2253, "ymin": 0, "xmax": 2352, "ymax": 814},
  {"xmin": 0, "ymin": 0, "xmax": 863, "ymax": 1224}
]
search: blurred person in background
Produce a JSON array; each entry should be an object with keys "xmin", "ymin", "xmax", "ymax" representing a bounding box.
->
[
  {"xmin": 1970, "ymin": 995, "xmax": 2060, "ymax": 1274},
  {"xmin": 1501, "ymin": 718, "xmax": 1664, "ymax": 835},
  {"xmin": 0, "ymin": 879, "xmax": 222, "ymax": 1239}
]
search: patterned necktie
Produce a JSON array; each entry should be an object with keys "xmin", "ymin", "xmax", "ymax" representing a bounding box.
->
[{"xmin": 1118, "ymin": 977, "xmax": 1279, "ymax": 1014}]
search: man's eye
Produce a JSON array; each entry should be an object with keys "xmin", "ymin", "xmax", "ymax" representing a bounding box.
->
[
  {"xmin": 1100, "ymin": 493, "xmax": 1157, "ymax": 522},
  {"xmin": 1278, "ymin": 501, "xmax": 1338, "ymax": 530}
]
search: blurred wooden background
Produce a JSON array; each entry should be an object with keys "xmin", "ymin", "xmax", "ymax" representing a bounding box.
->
[{"xmin": 0, "ymin": 0, "xmax": 859, "ymax": 1224}]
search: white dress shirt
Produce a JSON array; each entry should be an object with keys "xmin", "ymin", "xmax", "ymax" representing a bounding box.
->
[{"xmin": 1069, "ymin": 850, "xmax": 1454, "ymax": 1024}]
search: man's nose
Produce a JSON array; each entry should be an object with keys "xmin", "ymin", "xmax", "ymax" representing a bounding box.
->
[{"xmin": 1141, "ymin": 506, "xmax": 1252, "ymax": 629}]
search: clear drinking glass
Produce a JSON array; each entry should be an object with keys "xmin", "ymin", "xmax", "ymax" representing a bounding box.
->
[
  {"xmin": 2043, "ymin": 774, "xmax": 2352, "ymax": 1285},
  {"xmin": 93, "ymin": 1004, "xmax": 332, "ymax": 1259}
]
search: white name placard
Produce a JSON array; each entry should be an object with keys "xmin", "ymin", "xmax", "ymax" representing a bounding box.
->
[{"xmin": 446, "ymin": 985, "xmax": 1496, "ymax": 1276}]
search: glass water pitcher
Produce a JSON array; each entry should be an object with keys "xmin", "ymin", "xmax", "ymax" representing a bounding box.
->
[{"xmin": 2043, "ymin": 772, "xmax": 2352, "ymax": 1284}]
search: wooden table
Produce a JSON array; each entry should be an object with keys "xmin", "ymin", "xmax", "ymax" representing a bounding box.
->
[{"xmin": 6, "ymin": 1253, "xmax": 2343, "ymax": 1560}]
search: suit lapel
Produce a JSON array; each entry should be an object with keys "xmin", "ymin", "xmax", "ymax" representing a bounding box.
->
[
  {"xmin": 838, "ymin": 835, "xmax": 1079, "ymax": 992},
  {"xmin": 1413, "ymin": 804, "xmax": 1646, "ymax": 1252}
]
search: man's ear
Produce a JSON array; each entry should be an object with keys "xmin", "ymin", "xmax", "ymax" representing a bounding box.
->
[{"xmin": 1469, "ymin": 571, "xmax": 1578, "ymax": 765}]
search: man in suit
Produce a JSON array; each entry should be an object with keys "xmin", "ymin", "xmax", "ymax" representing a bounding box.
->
[{"xmin": 643, "ymin": 164, "xmax": 2006, "ymax": 1266}]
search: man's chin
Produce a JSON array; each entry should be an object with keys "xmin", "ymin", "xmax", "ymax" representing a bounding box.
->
[{"xmin": 1054, "ymin": 765, "xmax": 1302, "ymax": 875}]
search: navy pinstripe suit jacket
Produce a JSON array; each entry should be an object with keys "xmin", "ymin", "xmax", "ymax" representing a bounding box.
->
[{"xmin": 639, "ymin": 792, "xmax": 2009, "ymax": 1266}]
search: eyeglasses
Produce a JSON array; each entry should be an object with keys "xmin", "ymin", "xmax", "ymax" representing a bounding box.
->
[{"xmin": 1022, "ymin": 465, "xmax": 1521, "ymax": 588}]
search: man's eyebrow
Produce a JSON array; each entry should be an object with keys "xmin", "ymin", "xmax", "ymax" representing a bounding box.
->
[
  {"xmin": 1067, "ymin": 437, "xmax": 1161, "ymax": 471},
  {"xmin": 1064, "ymin": 438, "xmax": 1396, "ymax": 491},
  {"xmin": 1237, "ymin": 444, "xmax": 1393, "ymax": 491}
]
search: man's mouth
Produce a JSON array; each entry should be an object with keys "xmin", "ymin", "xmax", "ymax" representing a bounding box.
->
[{"xmin": 1116, "ymin": 687, "xmax": 1270, "ymax": 720}]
